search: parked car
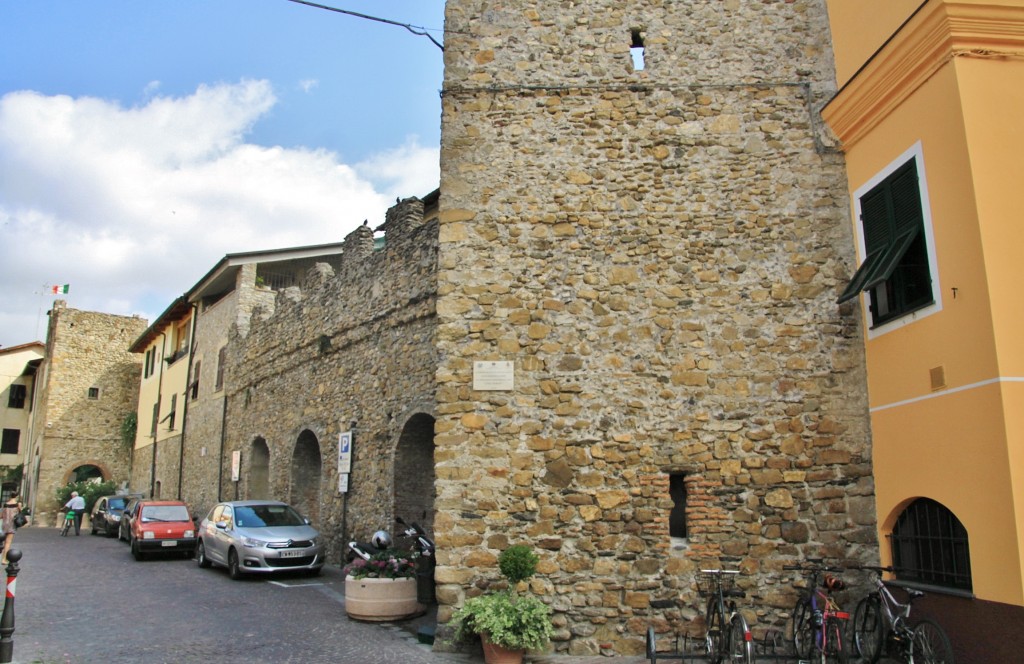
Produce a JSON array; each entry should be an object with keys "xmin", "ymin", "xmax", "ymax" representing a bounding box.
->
[
  {"xmin": 128, "ymin": 500, "xmax": 197, "ymax": 560},
  {"xmin": 196, "ymin": 500, "xmax": 323, "ymax": 579},
  {"xmin": 90, "ymin": 495, "xmax": 129, "ymax": 537},
  {"xmin": 118, "ymin": 496, "xmax": 143, "ymax": 542}
]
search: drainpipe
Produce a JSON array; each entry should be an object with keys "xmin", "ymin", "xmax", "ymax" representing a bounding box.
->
[
  {"xmin": 177, "ymin": 304, "xmax": 198, "ymax": 500},
  {"xmin": 217, "ymin": 390, "xmax": 227, "ymax": 502},
  {"xmin": 151, "ymin": 332, "xmax": 167, "ymax": 498}
]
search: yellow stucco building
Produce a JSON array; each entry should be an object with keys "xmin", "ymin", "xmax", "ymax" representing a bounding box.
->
[{"xmin": 824, "ymin": 0, "xmax": 1024, "ymax": 658}]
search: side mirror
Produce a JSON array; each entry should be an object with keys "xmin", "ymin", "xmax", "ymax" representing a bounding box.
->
[{"xmin": 215, "ymin": 522, "xmax": 227, "ymax": 530}]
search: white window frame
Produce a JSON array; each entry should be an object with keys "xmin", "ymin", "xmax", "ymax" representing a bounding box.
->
[{"xmin": 852, "ymin": 141, "xmax": 942, "ymax": 339}]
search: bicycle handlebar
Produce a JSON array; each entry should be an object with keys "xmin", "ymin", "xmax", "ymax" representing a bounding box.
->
[
  {"xmin": 782, "ymin": 563, "xmax": 844, "ymax": 572},
  {"xmin": 851, "ymin": 565, "xmax": 895, "ymax": 575}
]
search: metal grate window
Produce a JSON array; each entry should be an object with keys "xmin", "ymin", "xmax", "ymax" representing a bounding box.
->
[{"xmin": 890, "ymin": 498, "xmax": 972, "ymax": 591}]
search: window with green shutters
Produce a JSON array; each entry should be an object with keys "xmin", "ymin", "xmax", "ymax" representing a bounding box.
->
[{"xmin": 839, "ymin": 158, "xmax": 934, "ymax": 327}]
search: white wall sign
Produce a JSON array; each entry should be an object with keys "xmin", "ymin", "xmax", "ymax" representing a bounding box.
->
[
  {"xmin": 231, "ymin": 450, "xmax": 241, "ymax": 482},
  {"xmin": 473, "ymin": 361, "xmax": 514, "ymax": 391},
  {"xmin": 339, "ymin": 473, "xmax": 349, "ymax": 494}
]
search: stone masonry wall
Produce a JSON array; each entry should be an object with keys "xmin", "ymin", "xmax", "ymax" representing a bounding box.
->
[
  {"xmin": 437, "ymin": 0, "xmax": 875, "ymax": 656},
  {"xmin": 33, "ymin": 302, "xmax": 147, "ymax": 521},
  {"xmin": 222, "ymin": 199, "xmax": 439, "ymax": 561}
]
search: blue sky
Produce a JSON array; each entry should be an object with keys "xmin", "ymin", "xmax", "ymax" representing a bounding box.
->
[{"xmin": 0, "ymin": 0, "xmax": 445, "ymax": 347}]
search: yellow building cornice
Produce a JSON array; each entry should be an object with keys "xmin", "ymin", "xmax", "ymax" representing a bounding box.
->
[{"xmin": 823, "ymin": 1, "xmax": 1024, "ymax": 149}]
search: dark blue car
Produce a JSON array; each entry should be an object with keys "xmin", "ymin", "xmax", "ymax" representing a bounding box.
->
[{"xmin": 90, "ymin": 495, "xmax": 129, "ymax": 537}]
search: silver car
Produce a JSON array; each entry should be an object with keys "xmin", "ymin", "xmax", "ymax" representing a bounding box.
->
[{"xmin": 196, "ymin": 500, "xmax": 323, "ymax": 579}]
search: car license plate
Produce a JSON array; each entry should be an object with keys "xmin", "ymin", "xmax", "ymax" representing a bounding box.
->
[
  {"xmin": 161, "ymin": 540, "xmax": 177, "ymax": 547},
  {"xmin": 279, "ymin": 549, "xmax": 305, "ymax": 558}
]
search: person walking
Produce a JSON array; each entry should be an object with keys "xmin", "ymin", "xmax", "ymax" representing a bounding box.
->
[
  {"xmin": 64, "ymin": 491, "xmax": 86, "ymax": 536},
  {"xmin": 1, "ymin": 498, "xmax": 21, "ymax": 563}
]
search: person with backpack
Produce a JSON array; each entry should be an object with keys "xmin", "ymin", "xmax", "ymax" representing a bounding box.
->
[{"xmin": 1, "ymin": 497, "xmax": 25, "ymax": 563}]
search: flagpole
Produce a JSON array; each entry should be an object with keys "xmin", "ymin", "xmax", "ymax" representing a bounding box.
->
[{"xmin": 34, "ymin": 284, "xmax": 48, "ymax": 342}]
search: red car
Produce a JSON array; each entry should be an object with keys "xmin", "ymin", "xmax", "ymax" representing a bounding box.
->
[{"xmin": 129, "ymin": 500, "xmax": 197, "ymax": 561}]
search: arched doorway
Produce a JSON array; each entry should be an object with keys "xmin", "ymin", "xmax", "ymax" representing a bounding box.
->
[
  {"xmin": 393, "ymin": 413, "xmax": 435, "ymax": 536},
  {"xmin": 249, "ymin": 437, "xmax": 270, "ymax": 500},
  {"xmin": 70, "ymin": 464, "xmax": 104, "ymax": 483},
  {"xmin": 290, "ymin": 430, "xmax": 322, "ymax": 526}
]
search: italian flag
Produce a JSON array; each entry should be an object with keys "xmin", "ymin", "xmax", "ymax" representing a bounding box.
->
[{"xmin": 51, "ymin": 284, "xmax": 69, "ymax": 294}]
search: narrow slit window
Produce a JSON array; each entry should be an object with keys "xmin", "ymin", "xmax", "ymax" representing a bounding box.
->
[
  {"xmin": 630, "ymin": 29, "xmax": 646, "ymax": 71},
  {"xmin": 669, "ymin": 473, "xmax": 687, "ymax": 539}
]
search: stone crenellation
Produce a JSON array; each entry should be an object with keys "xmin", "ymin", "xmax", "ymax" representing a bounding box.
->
[{"xmin": 212, "ymin": 197, "xmax": 440, "ymax": 561}]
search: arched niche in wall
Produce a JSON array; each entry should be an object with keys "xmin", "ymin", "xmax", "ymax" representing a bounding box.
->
[
  {"xmin": 290, "ymin": 429, "xmax": 322, "ymax": 527},
  {"xmin": 393, "ymin": 412, "xmax": 436, "ymax": 537}
]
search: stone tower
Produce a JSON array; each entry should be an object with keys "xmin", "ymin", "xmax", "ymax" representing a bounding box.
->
[
  {"xmin": 26, "ymin": 301, "xmax": 147, "ymax": 522},
  {"xmin": 436, "ymin": 0, "xmax": 876, "ymax": 656}
]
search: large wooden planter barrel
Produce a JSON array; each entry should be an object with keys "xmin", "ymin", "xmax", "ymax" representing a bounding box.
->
[{"xmin": 344, "ymin": 576, "xmax": 422, "ymax": 621}]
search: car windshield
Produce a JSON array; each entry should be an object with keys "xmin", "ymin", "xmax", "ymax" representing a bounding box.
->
[
  {"xmin": 107, "ymin": 498, "xmax": 126, "ymax": 510},
  {"xmin": 140, "ymin": 505, "xmax": 190, "ymax": 523},
  {"xmin": 234, "ymin": 504, "xmax": 305, "ymax": 528}
]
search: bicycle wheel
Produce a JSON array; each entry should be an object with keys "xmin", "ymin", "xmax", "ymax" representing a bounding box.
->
[
  {"xmin": 705, "ymin": 597, "xmax": 726, "ymax": 664},
  {"xmin": 793, "ymin": 598, "xmax": 814, "ymax": 660},
  {"xmin": 911, "ymin": 618, "xmax": 955, "ymax": 664},
  {"xmin": 821, "ymin": 616, "xmax": 849, "ymax": 664},
  {"xmin": 60, "ymin": 519, "xmax": 70, "ymax": 536},
  {"xmin": 853, "ymin": 595, "xmax": 884, "ymax": 663},
  {"xmin": 728, "ymin": 613, "xmax": 754, "ymax": 664}
]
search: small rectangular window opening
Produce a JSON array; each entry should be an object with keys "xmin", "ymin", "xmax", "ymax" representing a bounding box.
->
[
  {"xmin": 87, "ymin": 387, "xmax": 100, "ymax": 400},
  {"xmin": 669, "ymin": 473, "xmax": 687, "ymax": 539},
  {"xmin": 630, "ymin": 29, "xmax": 646, "ymax": 71}
]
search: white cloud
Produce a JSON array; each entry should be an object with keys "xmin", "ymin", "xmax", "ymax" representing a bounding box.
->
[
  {"xmin": 0, "ymin": 81, "xmax": 439, "ymax": 348},
  {"xmin": 298, "ymin": 79, "xmax": 319, "ymax": 93},
  {"xmin": 355, "ymin": 137, "xmax": 440, "ymax": 202}
]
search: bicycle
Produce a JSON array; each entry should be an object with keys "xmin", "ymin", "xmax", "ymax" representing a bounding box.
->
[
  {"xmin": 783, "ymin": 561, "xmax": 850, "ymax": 664},
  {"xmin": 699, "ymin": 569, "xmax": 753, "ymax": 664},
  {"xmin": 60, "ymin": 509, "xmax": 74, "ymax": 536},
  {"xmin": 852, "ymin": 565, "xmax": 955, "ymax": 664}
]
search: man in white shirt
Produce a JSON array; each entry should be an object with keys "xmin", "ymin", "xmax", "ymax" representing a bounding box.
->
[{"xmin": 64, "ymin": 491, "xmax": 86, "ymax": 536}]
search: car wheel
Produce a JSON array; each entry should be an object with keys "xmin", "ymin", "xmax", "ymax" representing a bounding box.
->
[
  {"xmin": 196, "ymin": 540, "xmax": 211, "ymax": 568},
  {"xmin": 90, "ymin": 521, "xmax": 98, "ymax": 535},
  {"xmin": 118, "ymin": 524, "xmax": 126, "ymax": 542},
  {"xmin": 227, "ymin": 549, "xmax": 242, "ymax": 580},
  {"xmin": 131, "ymin": 538, "xmax": 144, "ymax": 561}
]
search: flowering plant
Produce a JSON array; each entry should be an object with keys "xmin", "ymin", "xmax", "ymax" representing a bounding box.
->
[{"xmin": 342, "ymin": 549, "xmax": 418, "ymax": 579}]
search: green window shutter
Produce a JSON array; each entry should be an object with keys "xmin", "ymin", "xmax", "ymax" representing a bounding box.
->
[
  {"xmin": 864, "ymin": 227, "xmax": 920, "ymax": 290},
  {"xmin": 837, "ymin": 249, "xmax": 886, "ymax": 304},
  {"xmin": 889, "ymin": 161, "xmax": 922, "ymax": 236},
  {"xmin": 860, "ymin": 187, "xmax": 891, "ymax": 254},
  {"xmin": 837, "ymin": 158, "xmax": 928, "ymax": 307}
]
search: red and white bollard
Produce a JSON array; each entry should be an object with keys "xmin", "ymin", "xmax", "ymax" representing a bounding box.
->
[{"xmin": 0, "ymin": 549, "xmax": 21, "ymax": 663}]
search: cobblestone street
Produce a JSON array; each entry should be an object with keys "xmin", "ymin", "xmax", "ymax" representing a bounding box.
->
[
  {"xmin": 1, "ymin": 526, "xmax": 895, "ymax": 664},
  {"xmin": 3, "ymin": 526, "xmax": 488, "ymax": 664}
]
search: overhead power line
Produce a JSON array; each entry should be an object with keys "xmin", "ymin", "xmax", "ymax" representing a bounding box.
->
[{"xmin": 284, "ymin": 0, "xmax": 444, "ymax": 51}]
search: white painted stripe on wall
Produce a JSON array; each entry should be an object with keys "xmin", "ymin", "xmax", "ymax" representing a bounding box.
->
[{"xmin": 870, "ymin": 377, "xmax": 1024, "ymax": 413}]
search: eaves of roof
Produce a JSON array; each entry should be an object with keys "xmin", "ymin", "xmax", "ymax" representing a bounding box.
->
[{"xmin": 129, "ymin": 295, "xmax": 191, "ymax": 353}]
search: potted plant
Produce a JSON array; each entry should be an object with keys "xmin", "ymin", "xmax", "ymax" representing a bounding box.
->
[
  {"xmin": 342, "ymin": 549, "xmax": 423, "ymax": 621},
  {"xmin": 450, "ymin": 544, "xmax": 554, "ymax": 664}
]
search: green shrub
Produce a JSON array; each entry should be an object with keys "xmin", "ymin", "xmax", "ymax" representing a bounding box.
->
[
  {"xmin": 451, "ymin": 589, "xmax": 553, "ymax": 651},
  {"xmin": 55, "ymin": 480, "xmax": 117, "ymax": 512},
  {"xmin": 499, "ymin": 544, "xmax": 538, "ymax": 585},
  {"xmin": 450, "ymin": 544, "xmax": 553, "ymax": 652}
]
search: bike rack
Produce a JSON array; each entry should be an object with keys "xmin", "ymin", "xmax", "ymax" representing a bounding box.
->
[{"xmin": 646, "ymin": 627, "xmax": 810, "ymax": 663}]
